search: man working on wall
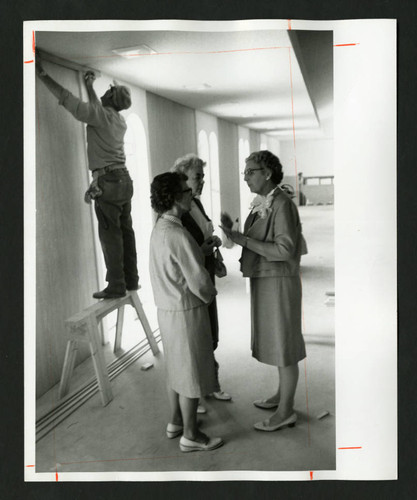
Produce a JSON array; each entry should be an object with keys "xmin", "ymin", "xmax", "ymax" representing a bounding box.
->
[{"xmin": 36, "ymin": 56, "xmax": 139, "ymax": 299}]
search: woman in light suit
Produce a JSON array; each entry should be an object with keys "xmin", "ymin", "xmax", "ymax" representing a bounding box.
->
[
  {"xmin": 149, "ymin": 172, "xmax": 224, "ymax": 452},
  {"xmin": 221, "ymin": 150, "xmax": 306, "ymax": 432}
]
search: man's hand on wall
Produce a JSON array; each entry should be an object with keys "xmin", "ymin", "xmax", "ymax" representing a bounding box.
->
[
  {"xmin": 84, "ymin": 71, "xmax": 96, "ymax": 87},
  {"xmin": 84, "ymin": 71, "xmax": 99, "ymax": 103}
]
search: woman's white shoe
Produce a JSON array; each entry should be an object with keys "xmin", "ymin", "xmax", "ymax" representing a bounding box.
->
[
  {"xmin": 212, "ymin": 391, "xmax": 232, "ymax": 401},
  {"xmin": 166, "ymin": 423, "xmax": 183, "ymax": 439},
  {"xmin": 197, "ymin": 404, "xmax": 207, "ymax": 414},
  {"xmin": 253, "ymin": 413, "xmax": 297, "ymax": 432},
  {"xmin": 179, "ymin": 435, "xmax": 224, "ymax": 452}
]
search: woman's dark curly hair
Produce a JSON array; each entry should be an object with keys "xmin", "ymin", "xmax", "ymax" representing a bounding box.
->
[
  {"xmin": 150, "ymin": 172, "xmax": 188, "ymax": 214},
  {"xmin": 246, "ymin": 150, "xmax": 284, "ymax": 185}
]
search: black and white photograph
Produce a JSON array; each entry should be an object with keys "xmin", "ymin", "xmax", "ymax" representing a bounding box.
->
[{"xmin": 23, "ymin": 19, "xmax": 396, "ymax": 481}]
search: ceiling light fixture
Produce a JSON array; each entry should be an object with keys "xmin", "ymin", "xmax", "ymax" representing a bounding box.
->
[
  {"xmin": 240, "ymin": 112, "xmax": 258, "ymax": 118},
  {"xmin": 182, "ymin": 83, "xmax": 212, "ymax": 91},
  {"xmin": 112, "ymin": 44, "xmax": 157, "ymax": 58}
]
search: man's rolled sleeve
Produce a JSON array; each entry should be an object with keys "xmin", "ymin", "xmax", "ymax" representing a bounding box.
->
[{"xmin": 59, "ymin": 88, "xmax": 102, "ymax": 126}]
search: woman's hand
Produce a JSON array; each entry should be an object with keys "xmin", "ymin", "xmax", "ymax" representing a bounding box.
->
[
  {"xmin": 219, "ymin": 227, "xmax": 246, "ymax": 247},
  {"xmin": 201, "ymin": 236, "xmax": 219, "ymax": 256},
  {"xmin": 220, "ymin": 212, "xmax": 234, "ymax": 230},
  {"xmin": 228, "ymin": 230, "xmax": 246, "ymax": 246},
  {"xmin": 212, "ymin": 235, "xmax": 222, "ymax": 247}
]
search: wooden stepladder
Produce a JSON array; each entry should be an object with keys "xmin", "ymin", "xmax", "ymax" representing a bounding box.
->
[{"xmin": 59, "ymin": 289, "xmax": 159, "ymax": 406}]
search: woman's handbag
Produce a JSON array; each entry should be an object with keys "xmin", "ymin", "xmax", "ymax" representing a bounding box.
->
[{"xmin": 213, "ymin": 248, "xmax": 227, "ymax": 278}]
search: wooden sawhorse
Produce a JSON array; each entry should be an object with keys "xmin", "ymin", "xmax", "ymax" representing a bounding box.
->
[{"xmin": 58, "ymin": 289, "xmax": 159, "ymax": 406}]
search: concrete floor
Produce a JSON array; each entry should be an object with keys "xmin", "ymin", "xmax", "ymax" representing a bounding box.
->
[{"xmin": 35, "ymin": 205, "xmax": 335, "ymax": 475}]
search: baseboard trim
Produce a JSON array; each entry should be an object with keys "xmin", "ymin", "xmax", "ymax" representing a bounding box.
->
[{"xmin": 36, "ymin": 332, "xmax": 161, "ymax": 442}]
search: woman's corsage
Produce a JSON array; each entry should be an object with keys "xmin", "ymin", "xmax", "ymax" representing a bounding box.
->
[{"xmin": 250, "ymin": 187, "xmax": 277, "ymax": 218}]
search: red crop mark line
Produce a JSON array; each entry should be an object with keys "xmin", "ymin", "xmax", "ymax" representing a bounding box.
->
[
  {"xmin": 338, "ymin": 446, "xmax": 362, "ymax": 450},
  {"xmin": 310, "ymin": 471, "xmax": 313, "ymax": 480},
  {"xmin": 288, "ymin": 46, "xmax": 311, "ymax": 446},
  {"xmin": 34, "ymin": 38, "xmax": 353, "ymax": 475},
  {"xmin": 24, "ymin": 32, "xmax": 36, "ymax": 64},
  {"xmin": 288, "ymin": 19, "xmax": 292, "ymax": 30},
  {"xmin": 48, "ymin": 45, "xmax": 292, "ymax": 63},
  {"xmin": 288, "ymin": 47, "xmax": 299, "ymax": 196},
  {"xmin": 25, "ymin": 40, "xmax": 358, "ymax": 64}
]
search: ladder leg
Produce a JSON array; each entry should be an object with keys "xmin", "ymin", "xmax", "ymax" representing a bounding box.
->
[
  {"xmin": 86, "ymin": 314, "xmax": 113, "ymax": 406},
  {"xmin": 58, "ymin": 339, "xmax": 78, "ymax": 399},
  {"xmin": 99, "ymin": 321, "xmax": 107, "ymax": 346},
  {"xmin": 114, "ymin": 305, "xmax": 125, "ymax": 353},
  {"xmin": 130, "ymin": 292, "xmax": 160, "ymax": 355}
]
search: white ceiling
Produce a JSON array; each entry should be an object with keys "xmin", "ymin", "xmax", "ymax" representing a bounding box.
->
[{"xmin": 37, "ymin": 29, "xmax": 333, "ymax": 140}]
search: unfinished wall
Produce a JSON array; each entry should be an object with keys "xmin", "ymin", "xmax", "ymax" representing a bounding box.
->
[
  {"xmin": 35, "ymin": 62, "xmax": 99, "ymax": 397},
  {"xmin": 146, "ymin": 92, "xmax": 197, "ymax": 177},
  {"xmin": 249, "ymin": 129, "xmax": 261, "ymax": 153},
  {"xmin": 217, "ymin": 119, "xmax": 240, "ymax": 220}
]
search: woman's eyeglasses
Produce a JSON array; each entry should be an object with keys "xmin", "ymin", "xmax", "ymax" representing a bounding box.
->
[{"xmin": 242, "ymin": 168, "xmax": 264, "ymax": 177}]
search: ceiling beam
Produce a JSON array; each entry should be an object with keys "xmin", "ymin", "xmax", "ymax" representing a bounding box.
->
[{"xmin": 37, "ymin": 49, "xmax": 101, "ymax": 77}]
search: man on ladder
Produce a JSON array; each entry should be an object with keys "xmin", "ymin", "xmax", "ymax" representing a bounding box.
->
[{"xmin": 36, "ymin": 55, "xmax": 139, "ymax": 299}]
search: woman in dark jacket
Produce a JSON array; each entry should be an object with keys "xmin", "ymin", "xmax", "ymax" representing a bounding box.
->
[{"xmin": 171, "ymin": 154, "xmax": 231, "ymax": 407}]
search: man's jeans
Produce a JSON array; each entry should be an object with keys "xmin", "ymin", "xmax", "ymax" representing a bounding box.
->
[{"xmin": 94, "ymin": 169, "xmax": 139, "ymax": 294}]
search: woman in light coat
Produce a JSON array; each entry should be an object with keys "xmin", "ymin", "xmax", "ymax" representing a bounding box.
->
[{"xmin": 149, "ymin": 172, "xmax": 224, "ymax": 452}]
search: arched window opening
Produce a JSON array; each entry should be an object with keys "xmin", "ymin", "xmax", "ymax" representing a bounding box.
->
[
  {"xmin": 124, "ymin": 114, "xmax": 153, "ymax": 297},
  {"xmin": 209, "ymin": 132, "xmax": 221, "ymax": 226},
  {"xmin": 197, "ymin": 130, "xmax": 212, "ymax": 218}
]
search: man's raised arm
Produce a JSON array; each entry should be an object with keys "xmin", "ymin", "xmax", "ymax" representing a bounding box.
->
[
  {"xmin": 84, "ymin": 71, "xmax": 100, "ymax": 103},
  {"xmin": 35, "ymin": 59, "xmax": 65, "ymax": 101}
]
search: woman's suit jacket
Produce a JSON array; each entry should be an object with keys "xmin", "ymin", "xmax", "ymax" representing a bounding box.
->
[
  {"xmin": 149, "ymin": 216, "xmax": 216, "ymax": 311},
  {"xmin": 240, "ymin": 188, "xmax": 304, "ymax": 278}
]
